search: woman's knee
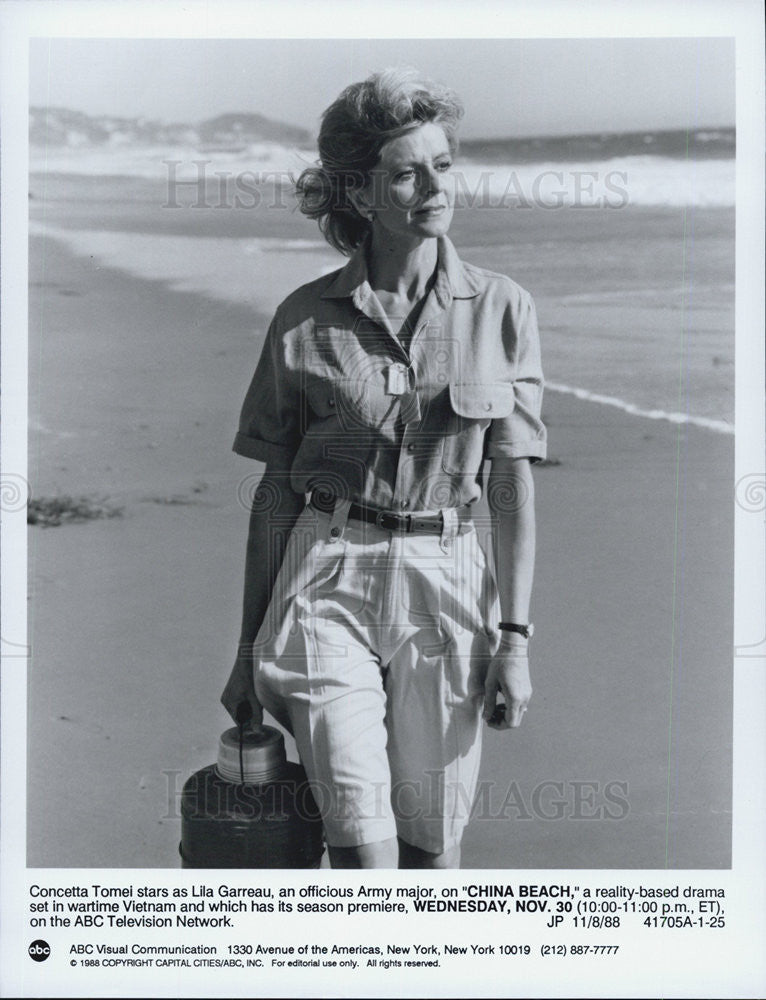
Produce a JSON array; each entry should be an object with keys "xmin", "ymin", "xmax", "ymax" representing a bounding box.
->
[
  {"xmin": 327, "ymin": 837, "xmax": 399, "ymax": 869},
  {"xmin": 398, "ymin": 837, "xmax": 461, "ymax": 869}
]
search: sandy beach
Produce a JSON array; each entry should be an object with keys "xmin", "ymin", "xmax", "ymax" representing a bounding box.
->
[{"xmin": 27, "ymin": 219, "xmax": 733, "ymax": 868}]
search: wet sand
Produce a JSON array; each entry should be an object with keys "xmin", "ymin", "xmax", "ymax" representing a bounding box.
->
[{"xmin": 27, "ymin": 234, "xmax": 733, "ymax": 868}]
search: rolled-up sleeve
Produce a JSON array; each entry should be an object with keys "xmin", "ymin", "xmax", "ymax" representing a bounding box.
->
[
  {"xmin": 485, "ymin": 291, "xmax": 547, "ymax": 463},
  {"xmin": 232, "ymin": 314, "xmax": 302, "ymax": 467}
]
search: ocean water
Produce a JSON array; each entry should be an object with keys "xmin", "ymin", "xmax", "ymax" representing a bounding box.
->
[
  {"xmin": 28, "ymin": 126, "xmax": 735, "ymax": 429},
  {"xmin": 29, "ymin": 127, "xmax": 735, "ymax": 208}
]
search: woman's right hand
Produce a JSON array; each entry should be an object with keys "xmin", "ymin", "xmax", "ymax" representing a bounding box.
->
[
  {"xmin": 220, "ymin": 648, "xmax": 264, "ymax": 726},
  {"xmin": 223, "ymin": 464, "xmax": 304, "ymax": 727}
]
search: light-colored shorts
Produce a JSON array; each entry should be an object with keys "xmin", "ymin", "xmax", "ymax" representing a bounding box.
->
[{"xmin": 252, "ymin": 500, "xmax": 501, "ymax": 855}]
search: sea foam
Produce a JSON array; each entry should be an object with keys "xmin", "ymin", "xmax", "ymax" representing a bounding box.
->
[{"xmin": 29, "ymin": 143, "xmax": 734, "ymax": 208}]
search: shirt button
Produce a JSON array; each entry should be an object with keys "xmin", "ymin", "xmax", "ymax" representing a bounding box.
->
[
  {"xmin": 330, "ymin": 526, "xmax": 340, "ymax": 538},
  {"xmin": 485, "ymin": 402, "xmax": 493, "ymax": 411},
  {"xmin": 399, "ymin": 499, "xmax": 410, "ymax": 510},
  {"xmin": 328, "ymin": 397, "xmax": 335, "ymax": 407},
  {"xmin": 407, "ymin": 442, "xmax": 416, "ymax": 452}
]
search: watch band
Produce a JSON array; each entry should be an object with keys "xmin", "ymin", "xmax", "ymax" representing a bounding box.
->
[{"xmin": 498, "ymin": 622, "xmax": 534, "ymax": 639}]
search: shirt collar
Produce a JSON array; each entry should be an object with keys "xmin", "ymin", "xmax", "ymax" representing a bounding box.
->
[{"xmin": 319, "ymin": 235, "xmax": 485, "ymax": 305}]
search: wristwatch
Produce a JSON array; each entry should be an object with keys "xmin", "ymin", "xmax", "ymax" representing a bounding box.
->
[{"xmin": 498, "ymin": 622, "xmax": 535, "ymax": 639}]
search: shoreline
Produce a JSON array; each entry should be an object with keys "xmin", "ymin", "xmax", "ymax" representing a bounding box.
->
[{"xmin": 28, "ymin": 202, "xmax": 736, "ymax": 429}]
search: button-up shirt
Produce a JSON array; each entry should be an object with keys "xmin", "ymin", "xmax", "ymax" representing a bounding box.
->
[{"xmin": 233, "ymin": 235, "xmax": 546, "ymax": 510}]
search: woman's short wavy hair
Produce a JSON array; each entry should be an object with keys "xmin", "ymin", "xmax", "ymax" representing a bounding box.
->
[{"xmin": 295, "ymin": 67, "xmax": 464, "ymax": 256}]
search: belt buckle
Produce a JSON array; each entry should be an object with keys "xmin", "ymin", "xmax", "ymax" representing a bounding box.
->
[{"xmin": 376, "ymin": 510, "xmax": 406, "ymax": 532}]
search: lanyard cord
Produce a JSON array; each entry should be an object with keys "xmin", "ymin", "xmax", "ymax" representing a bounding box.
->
[{"xmin": 235, "ymin": 701, "xmax": 254, "ymax": 785}]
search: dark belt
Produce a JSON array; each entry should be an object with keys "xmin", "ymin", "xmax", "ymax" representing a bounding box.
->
[{"xmin": 309, "ymin": 493, "xmax": 473, "ymax": 535}]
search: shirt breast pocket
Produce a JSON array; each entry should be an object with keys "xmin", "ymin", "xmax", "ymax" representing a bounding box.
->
[
  {"xmin": 442, "ymin": 381, "xmax": 515, "ymax": 475},
  {"xmin": 305, "ymin": 377, "xmax": 375, "ymax": 433}
]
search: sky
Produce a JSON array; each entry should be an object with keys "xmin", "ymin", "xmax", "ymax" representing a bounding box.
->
[{"xmin": 29, "ymin": 37, "xmax": 735, "ymax": 139}]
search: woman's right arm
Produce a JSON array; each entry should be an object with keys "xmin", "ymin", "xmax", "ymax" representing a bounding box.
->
[{"xmin": 220, "ymin": 464, "xmax": 305, "ymax": 723}]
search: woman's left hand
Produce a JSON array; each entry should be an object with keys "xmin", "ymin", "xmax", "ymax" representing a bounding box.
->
[{"xmin": 482, "ymin": 649, "xmax": 532, "ymax": 730}]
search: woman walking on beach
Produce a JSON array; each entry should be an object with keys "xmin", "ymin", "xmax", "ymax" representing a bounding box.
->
[{"xmin": 222, "ymin": 68, "xmax": 547, "ymax": 869}]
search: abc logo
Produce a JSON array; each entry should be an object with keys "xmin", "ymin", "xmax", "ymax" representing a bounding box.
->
[{"xmin": 28, "ymin": 939, "xmax": 51, "ymax": 962}]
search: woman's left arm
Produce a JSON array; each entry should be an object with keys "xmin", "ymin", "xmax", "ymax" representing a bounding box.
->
[{"xmin": 484, "ymin": 455, "xmax": 536, "ymax": 730}]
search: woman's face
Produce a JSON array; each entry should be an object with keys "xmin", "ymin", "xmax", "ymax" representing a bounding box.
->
[{"xmin": 361, "ymin": 121, "xmax": 456, "ymax": 244}]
